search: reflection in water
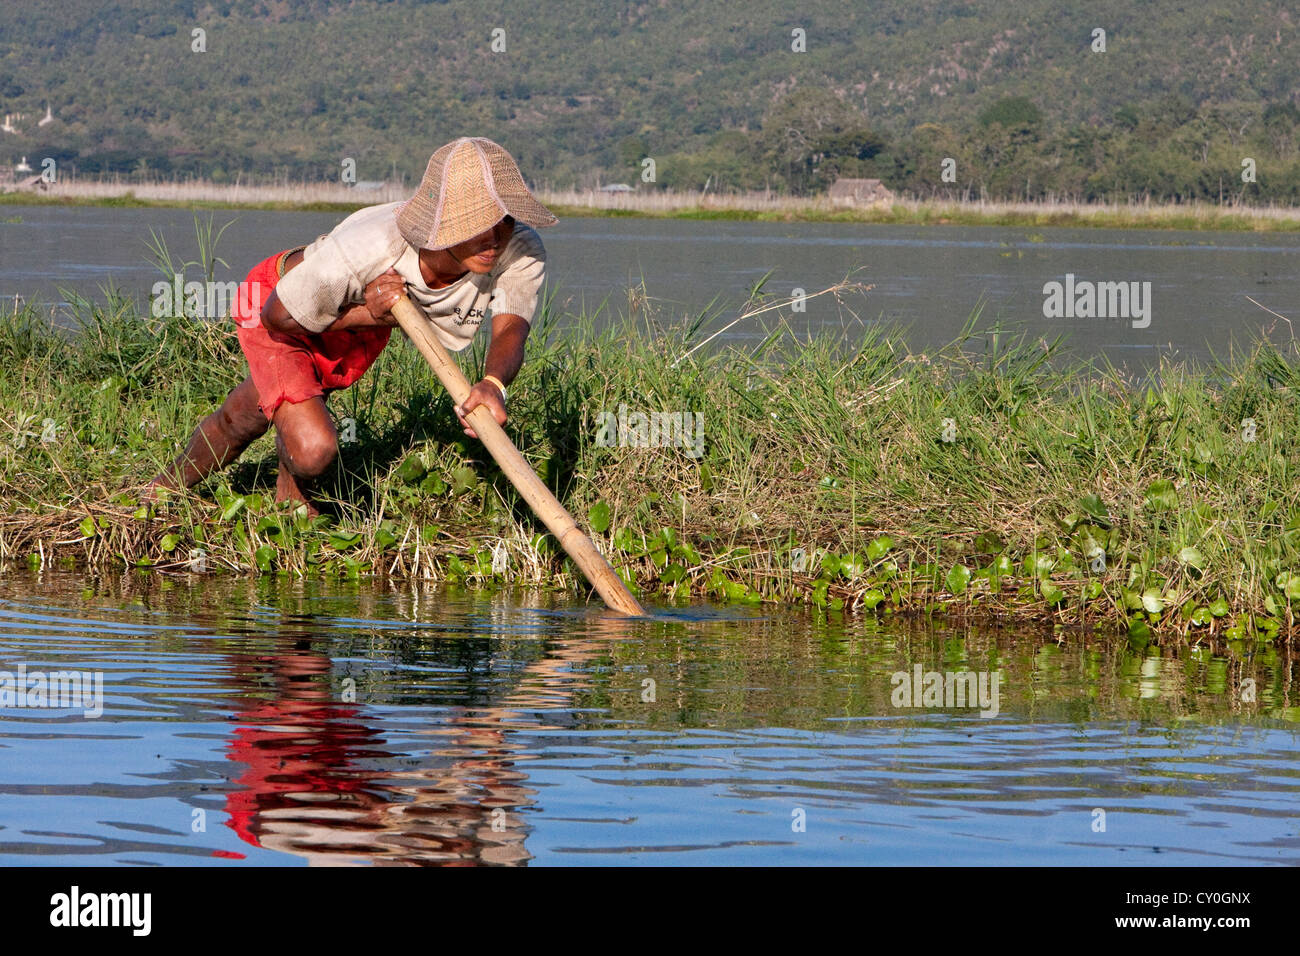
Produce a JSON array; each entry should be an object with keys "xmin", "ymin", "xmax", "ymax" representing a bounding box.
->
[
  {"xmin": 222, "ymin": 625, "xmax": 619, "ymax": 866},
  {"xmin": 0, "ymin": 571, "xmax": 1295, "ymax": 866}
]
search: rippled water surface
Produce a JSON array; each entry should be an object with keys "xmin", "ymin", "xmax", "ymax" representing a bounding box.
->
[{"xmin": 0, "ymin": 571, "xmax": 1295, "ymax": 866}]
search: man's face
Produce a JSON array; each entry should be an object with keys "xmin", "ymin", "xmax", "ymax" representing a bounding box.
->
[{"xmin": 447, "ymin": 216, "xmax": 515, "ymax": 274}]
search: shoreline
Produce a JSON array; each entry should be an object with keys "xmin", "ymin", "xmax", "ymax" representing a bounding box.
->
[{"xmin": 4, "ymin": 181, "xmax": 1300, "ymax": 232}]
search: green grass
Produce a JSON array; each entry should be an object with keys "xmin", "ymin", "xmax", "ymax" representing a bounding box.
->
[{"xmin": 1, "ymin": 281, "xmax": 1298, "ymax": 645}]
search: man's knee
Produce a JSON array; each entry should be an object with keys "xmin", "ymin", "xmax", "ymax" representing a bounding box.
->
[{"xmin": 279, "ymin": 427, "xmax": 337, "ymax": 479}]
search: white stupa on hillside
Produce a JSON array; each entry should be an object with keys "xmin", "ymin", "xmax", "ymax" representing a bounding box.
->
[
  {"xmin": 38, "ymin": 103, "xmax": 53, "ymax": 126},
  {"xmin": 15, "ymin": 156, "xmax": 32, "ymax": 173},
  {"xmin": 0, "ymin": 115, "xmax": 15, "ymax": 134}
]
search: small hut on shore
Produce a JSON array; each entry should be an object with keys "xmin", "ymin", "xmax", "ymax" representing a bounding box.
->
[{"xmin": 828, "ymin": 177, "xmax": 894, "ymax": 207}]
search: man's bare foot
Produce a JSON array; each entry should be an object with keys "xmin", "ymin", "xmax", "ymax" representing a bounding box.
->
[{"xmin": 275, "ymin": 468, "xmax": 322, "ymax": 518}]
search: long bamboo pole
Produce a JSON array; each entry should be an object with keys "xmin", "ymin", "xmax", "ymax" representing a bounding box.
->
[{"xmin": 391, "ymin": 295, "xmax": 645, "ymax": 616}]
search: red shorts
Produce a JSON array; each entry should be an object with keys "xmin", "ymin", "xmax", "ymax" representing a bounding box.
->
[{"xmin": 233, "ymin": 251, "xmax": 392, "ymax": 420}]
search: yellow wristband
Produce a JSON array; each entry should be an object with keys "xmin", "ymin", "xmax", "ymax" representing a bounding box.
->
[{"xmin": 483, "ymin": 375, "xmax": 508, "ymax": 402}]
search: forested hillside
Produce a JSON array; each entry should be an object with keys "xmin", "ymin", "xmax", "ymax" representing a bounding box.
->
[{"xmin": 0, "ymin": 0, "xmax": 1297, "ymax": 201}]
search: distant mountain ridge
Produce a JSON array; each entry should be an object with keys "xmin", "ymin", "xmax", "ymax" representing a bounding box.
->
[{"xmin": 0, "ymin": 0, "xmax": 1296, "ymax": 201}]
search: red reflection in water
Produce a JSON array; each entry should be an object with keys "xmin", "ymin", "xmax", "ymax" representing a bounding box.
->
[{"xmin": 220, "ymin": 631, "xmax": 608, "ymax": 866}]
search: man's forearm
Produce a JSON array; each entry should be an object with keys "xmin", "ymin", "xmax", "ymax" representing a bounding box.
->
[
  {"xmin": 260, "ymin": 292, "xmax": 392, "ymax": 340},
  {"xmin": 483, "ymin": 315, "xmax": 530, "ymax": 386},
  {"xmin": 330, "ymin": 303, "xmax": 396, "ymax": 331}
]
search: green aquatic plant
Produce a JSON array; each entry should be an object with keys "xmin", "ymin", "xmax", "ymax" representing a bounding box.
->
[{"xmin": 0, "ymin": 284, "xmax": 1298, "ymax": 642}]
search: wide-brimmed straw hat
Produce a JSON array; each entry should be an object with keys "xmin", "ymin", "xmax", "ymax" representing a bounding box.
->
[{"xmin": 396, "ymin": 137, "xmax": 558, "ymax": 251}]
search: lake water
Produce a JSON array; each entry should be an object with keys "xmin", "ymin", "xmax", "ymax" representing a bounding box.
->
[
  {"xmin": 2, "ymin": 204, "xmax": 1298, "ymax": 367},
  {"xmin": 0, "ymin": 571, "xmax": 1295, "ymax": 866}
]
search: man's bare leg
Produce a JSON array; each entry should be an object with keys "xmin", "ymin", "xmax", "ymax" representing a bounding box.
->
[
  {"xmin": 148, "ymin": 378, "xmax": 338, "ymax": 513},
  {"xmin": 148, "ymin": 376, "xmax": 270, "ymax": 495},
  {"xmin": 270, "ymin": 395, "xmax": 339, "ymax": 516}
]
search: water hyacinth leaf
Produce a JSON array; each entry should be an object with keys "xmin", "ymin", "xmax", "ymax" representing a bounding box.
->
[
  {"xmin": 395, "ymin": 455, "xmax": 427, "ymax": 484},
  {"xmin": 672, "ymin": 542, "xmax": 701, "ymax": 566},
  {"xmin": 818, "ymin": 475, "xmax": 842, "ymax": 489},
  {"xmin": 1128, "ymin": 616, "xmax": 1152, "ymax": 645},
  {"xmin": 1190, "ymin": 606, "xmax": 1212, "ymax": 626},
  {"xmin": 992, "ymin": 554, "xmax": 1014, "ymax": 576},
  {"xmin": 79, "ymin": 515, "xmax": 97, "ymax": 538},
  {"xmin": 866, "ymin": 536, "xmax": 894, "ymax": 562},
  {"xmin": 613, "ymin": 527, "xmax": 638, "ymax": 553},
  {"xmin": 1178, "ymin": 546, "xmax": 1207, "ymax": 571},
  {"xmin": 1077, "ymin": 493, "xmax": 1110, "ymax": 527},
  {"xmin": 160, "ymin": 533, "xmax": 181, "ymax": 552},
  {"xmin": 973, "ymin": 531, "xmax": 1005, "ymax": 554},
  {"xmin": 945, "ymin": 563, "xmax": 972, "ymax": 595},
  {"xmin": 419, "ymin": 474, "xmax": 447, "ymax": 496},
  {"xmin": 840, "ymin": 552, "xmax": 865, "ymax": 579},
  {"xmin": 660, "ymin": 564, "xmax": 687, "ymax": 585},
  {"xmin": 374, "ymin": 528, "xmax": 399, "ymax": 551},
  {"xmin": 255, "ymin": 546, "xmax": 275, "ymax": 572},
  {"xmin": 1275, "ymin": 572, "xmax": 1300, "ymax": 601},
  {"xmin": 220, "ymin": 496, "xmax": 247, "ymax": 522},
  {"xmin": 450, "ymin": 466, "xmax": 479, "ymax": 495},
  {"xmin": 588, "ymin": 500, "xmax": 611, "ymax": 534},
  {"xmin": 1144, "ymin": 479, "xmax": 1178, "ymax": 512},
  {"xmin": 1209, "ymin": 597, "xmax": 1230, "ymax": 617},
  {"xmin": 1140, "ymin": 589, "xmax": 1164, "ymax": 614},
  {"xmin": 862, "ymin": 589, "xmax": 885, "ymax": 609},
  {"xmin": 1084, "ymin": 580, "xmax": 1103, "ymax": 600},
  {"xmin": 1040, "ymin": 581, "xmax": 1066, "ymax": 605},
  {"xmin": 821, "ymin": 552, "xmax": 843, "ymax": 578},
  {"xmin": 329, "ymin": 531, "xmax": 364, "ymax": 550}
]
